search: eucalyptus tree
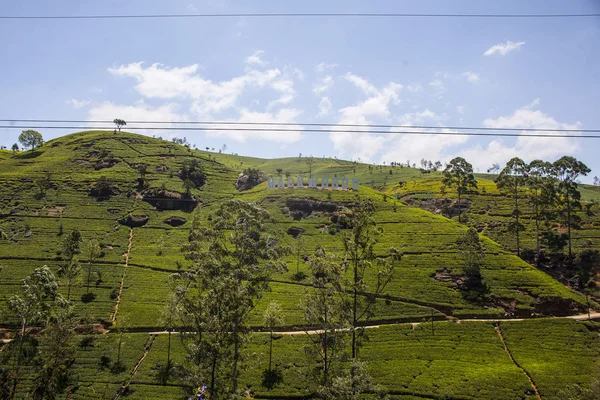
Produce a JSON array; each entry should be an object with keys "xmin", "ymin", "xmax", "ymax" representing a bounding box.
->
[
  {"xmin": 175, "ymin": 200, "xmax": 288, "ymax": 398},
  {"xmin": 553, "ymin": 156, "xmax": 591, "ymax": 263},
  {"xmin": 526, "ymin": 160, "xmax": 553, "ymax": 266},
  {"xmin": 30, "ymin": 298, "xmax": 79, "ymax": 400},
  {"xmin": 303, "ymin": 246, "xmax": 349, "ymax": 390},
  {"xmin": 6, "ymin": 266, "xmax": 61, "ymax": 399},
  {"xmin": 442, "ymin": 157, "xmax": 478, "ymax": 223},
  {"xmin": 60, "ymin": 228, "xmax": 83, "ymax": 300},
  {"xmin": 496, "ymin": 157, "xmax": 528, "ymax": 257},
  {"xmin": 341, "ymin": 199, "xmax": 399, "ymax": 360}
]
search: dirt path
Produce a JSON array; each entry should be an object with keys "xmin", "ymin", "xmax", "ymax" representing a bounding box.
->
[
  {"xmin": 111, "ymin": 228, "xmax": 134, "ymax": 325},
  {"xmin": 495, "ymin": 323, "xmax": 542, "ymax": 400},
  {"xmin": 143, "ymin": 312, "xmax": 599, "ymax": 336},
  {"xmin": 113, "ymin": 334, "xmax": 156, "ymax": 400}
]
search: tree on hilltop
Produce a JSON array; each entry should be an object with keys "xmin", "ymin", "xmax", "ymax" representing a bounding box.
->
[
  {"xmin": 113, "ymin": 119, "xmax": 126, "ymax": 132},
  {"xmin": 442, "ymin": 157, "xmax": 478, "ymax": 223},
  {"xmin": 18, "ymin": 130, "xmax": 43, "ymax": 154},
  {"xmin": 11, "ymin": 143, "xmax": 19, "ymax": 153}
]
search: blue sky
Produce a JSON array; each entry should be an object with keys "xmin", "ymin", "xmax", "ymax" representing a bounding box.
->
[{"xmin": 1, "ymin": 0, "xmax": 599, "ymax": 181}]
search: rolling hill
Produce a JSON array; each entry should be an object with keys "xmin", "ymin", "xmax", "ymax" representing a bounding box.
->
[{"xmin": 0, "ymin": 131, "xmax": 598, "ymax": 399}]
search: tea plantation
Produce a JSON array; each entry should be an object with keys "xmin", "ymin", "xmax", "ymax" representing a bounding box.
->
[{"xmin": 0, "ymin": 131, "xmax": 598, "ymax": 399}]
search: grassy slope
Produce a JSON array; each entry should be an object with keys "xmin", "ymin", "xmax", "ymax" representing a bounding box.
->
[{"xmin": 0, "ymin": 131, "xmax": 598, "ymax": 398}]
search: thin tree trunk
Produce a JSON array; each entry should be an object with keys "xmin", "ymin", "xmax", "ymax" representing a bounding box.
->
[
  {"xmin": 10, "ymin": 320, "xmax": 26, "ymax": 399},
  {"xmin": 515, "ymin": 182, "xmax": 520, "ymax": 257},
  {"xmin": 210, "ymin": 351, "xmax": 217, "ymax": 397},
  {"xmin": 86, "ymin": 263, "xmax": 92, "ymax": 293},
  {"xmin": 533, "ymin": 186, "xmax": 540, "ymax": 267},
  {"xmin": 166, "ymin": 329, "xmax": 171, "ymax": 382},
  {"xmin": 352, "ymin": 256, "xmax": 358, "ymax": 360},
  {"xmin": 232, "ymin": 324, "xmax": 239, "ymax": 394},
  {"xmin": 567, "ymin": 191, "xmax": 572, "ymax": 264},
  {"xmin": 458, "ymin": 188, "xmax": 462, "ymax": 223},
  {"xmin": 269, "ymin": 330, "xmax": 273, "ymax": 371}
]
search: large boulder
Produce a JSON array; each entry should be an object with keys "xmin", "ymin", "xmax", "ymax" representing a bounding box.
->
[
  {"xmin": 164, "ymin": 216, "xmax": 187, "ymax": 227},
  {"xmin": 119, "ymin": 215, "xmax": 149, "ymax": 228},
  {"xmin": 142, "ymin": 189, "xmax": 199, "ymax": 212},
  {"xmin": 236, "ymin": 171, "xmax": 266, "ymax": 191}
]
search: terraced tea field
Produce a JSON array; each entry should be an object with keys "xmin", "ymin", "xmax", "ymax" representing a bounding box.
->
[{"xmin": 0, "ymin": 131, "xmax": 598, "ymax": 399}]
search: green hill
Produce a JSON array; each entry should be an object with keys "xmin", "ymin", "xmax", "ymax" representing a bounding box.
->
[{"xmin": 0, "ymin": 131, "xmax": 598, "ymax": 399}]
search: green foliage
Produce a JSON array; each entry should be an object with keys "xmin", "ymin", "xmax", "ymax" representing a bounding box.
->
[
  {"xmin": 303, "ymin": 247, "xmax": 350, "ymax": 389},
  {"xmin": 174, "ymin": 200, "xmax": 289, "ymax": 397},
  {"xmin": 442, "ymin": 157, "xmax": 477, "ymax": 223},
  {"xmin": 113, "ymin": 119, "xmax": 126, "ymax": 132},
  {"xmin": 18, "ymin": 130, "xmax": 43, "ymax": 154}
]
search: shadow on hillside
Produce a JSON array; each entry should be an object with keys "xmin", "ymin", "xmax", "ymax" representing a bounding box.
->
[{"xmin": 13, "ymin": 150, "xmax": 45, "ymax": 159}]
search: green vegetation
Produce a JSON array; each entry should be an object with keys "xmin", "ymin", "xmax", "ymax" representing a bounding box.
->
[{"xmin": 0, "ymin": 130, "xmax": 598, "ymax": 398}]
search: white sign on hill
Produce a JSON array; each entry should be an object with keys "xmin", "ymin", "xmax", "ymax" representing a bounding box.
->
[{"xmin": 267, "ymin": 176, "xmax": 359, "ymax": 190}]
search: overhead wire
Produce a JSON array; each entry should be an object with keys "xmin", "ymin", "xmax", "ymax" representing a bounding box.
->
[
  {"xmin": 1, "ymin": 124, "xmax": 599, "ymax": 139},
  {"xmin": 1, "ymin": 119, "xmax": 599, "ymax": 133},
  {"xmin": 1, "ymin": 12, "xmax": 599, "ymax": 20}
]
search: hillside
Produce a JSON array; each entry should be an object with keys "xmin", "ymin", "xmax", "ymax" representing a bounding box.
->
[{"xmin": 0, "ymin": 131, "xmax": 598, "ymax": 399}]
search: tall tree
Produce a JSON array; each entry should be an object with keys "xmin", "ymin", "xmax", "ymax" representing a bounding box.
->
[
  {"xmin": 176, "ymin": 200, "xmax": 288, "ymax": 398},
  {"xmin": 60, "ymin": 228, "xmax": 83, "ymax": 300},
  {"xmin": 6, "ymin": 266, "xmax": 60, "ymax": 399},
  {"xmin": 496, "ymin": 157, "xmax": 527, "ymax": 257},
  {"xmin": 30, "ymin": 298, "xmax": 79, "ymax": 400},
  {"xmin": 113, "ymin": 119, "xmax": 126, "ymax": 132},
  {"xmin": 458, "ymin": 228, "xmax": 485, "ymax": 280},
  {"xmin": 11, "ymin": 143, "xmax": 19, "ymax": 153},
  {"xmin": 263, "ymin": 301, "xmax": 284, "ymax": 373},
  {"xmin": 341, "ymin": 199, "xmax": 399, "ymax": 360},
  {"xmin": 18, "ymin": 130, "xmax": 43, "ymax": 154},
  {"xmin": 303, "ymin": 247, "xmax": 349, "ymax": 391},
  {"xmin": 442, "ymin": 157, "xmax": 478, "ymax": 223},
  {"xmin": 526, "ymin": 160, "xmax": 553, "ymax": 267},
  {"xmin": 553, "ymin": 156, "xmax": 591, "ymax": 263}
]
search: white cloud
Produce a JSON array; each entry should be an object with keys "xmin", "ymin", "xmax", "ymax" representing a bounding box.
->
[
  {"xmin": 380, "ymin": 109, "xmax": 468, "ymax": 165},
  {"xmin": 268, "ymin": 78, "xmax": 295, "ymax": 109},
  {"xmin": 406, "ymin": 84, "xmax": 423, "ymax": 93},
  {"xmin": 462, "ymin": 71, "xmax": 480, "ymax": 83},
  {"xmin": 206, "ymin": 108, "xmax": 304, "ymax": 143},
  {"xmin": 428, "ymin": 79, "xmax": 447, "ymax": 97},
  {"xmin": 456, "ymin": 105, "xmax": 465, "ymax": 114},
  {"xmin": 316, "ymin": 62, "xmax": 338, "ymax": 73},
  {"xmin": 330, "ymin": 74, "xmax": 402, "ymax": 161},
  {"xmin": 89, "ymin": 86, "xmax": 102, "ymax": 93},
  {"xmin": 66, "ymin": 99, "xmax": 92, "ymax": 109},
  {"xmin": 459, "ymin": 104, "xmax": 581, "ymax": 170},
  {"xmin": 317, "ymin": 97, "xmax": 332, "ymax": 117},
  {"xmin": 313, "ymin": 75, "xmax": 334, "ymax": 95},
  {"xmin": 397, "ymin": 109, "xmax": 440, "ymax": 125},
  {"xmin": 345, "ymin": 73, "xmax": 380, "ymax": 96},
  {"xmin": 245, "ymin": 50, "xmax": 267, "ymax": 66},
  {"xmin": 186, "ymin": 4, "xmax": 198, "ymax": 13},
  {"xmin": 87, "ymin": 100, "xmax": 187, "ymax": 135},
  {"xmin": 484, "ymin": 40, "xmax": 526, "ymax": 56},
  {"xmin": 109, "ymin": 62, "xmax": 288, "ymax": 118}
]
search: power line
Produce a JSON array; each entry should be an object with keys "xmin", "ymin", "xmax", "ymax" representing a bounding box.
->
[
  {"xmin": 1, "ymin": 12, "xmax": 599, "ymax": 20},
  {"xmin": 2, "ymin": 125, "xmax": 600, "ymax": 139},
  {"xmin": 1, "ymin": 119, "xmax": 598, "ymax": 133}
]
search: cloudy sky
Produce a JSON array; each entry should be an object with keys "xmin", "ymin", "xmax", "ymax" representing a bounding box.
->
[{"xmin": 1, "ymin": 0, "xmax": 599, "ymax": 181}]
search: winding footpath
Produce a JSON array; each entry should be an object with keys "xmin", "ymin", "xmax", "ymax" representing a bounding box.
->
[{"xmin": 111, "ymin": 228, "xmax": 134, "ymax": 325}]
